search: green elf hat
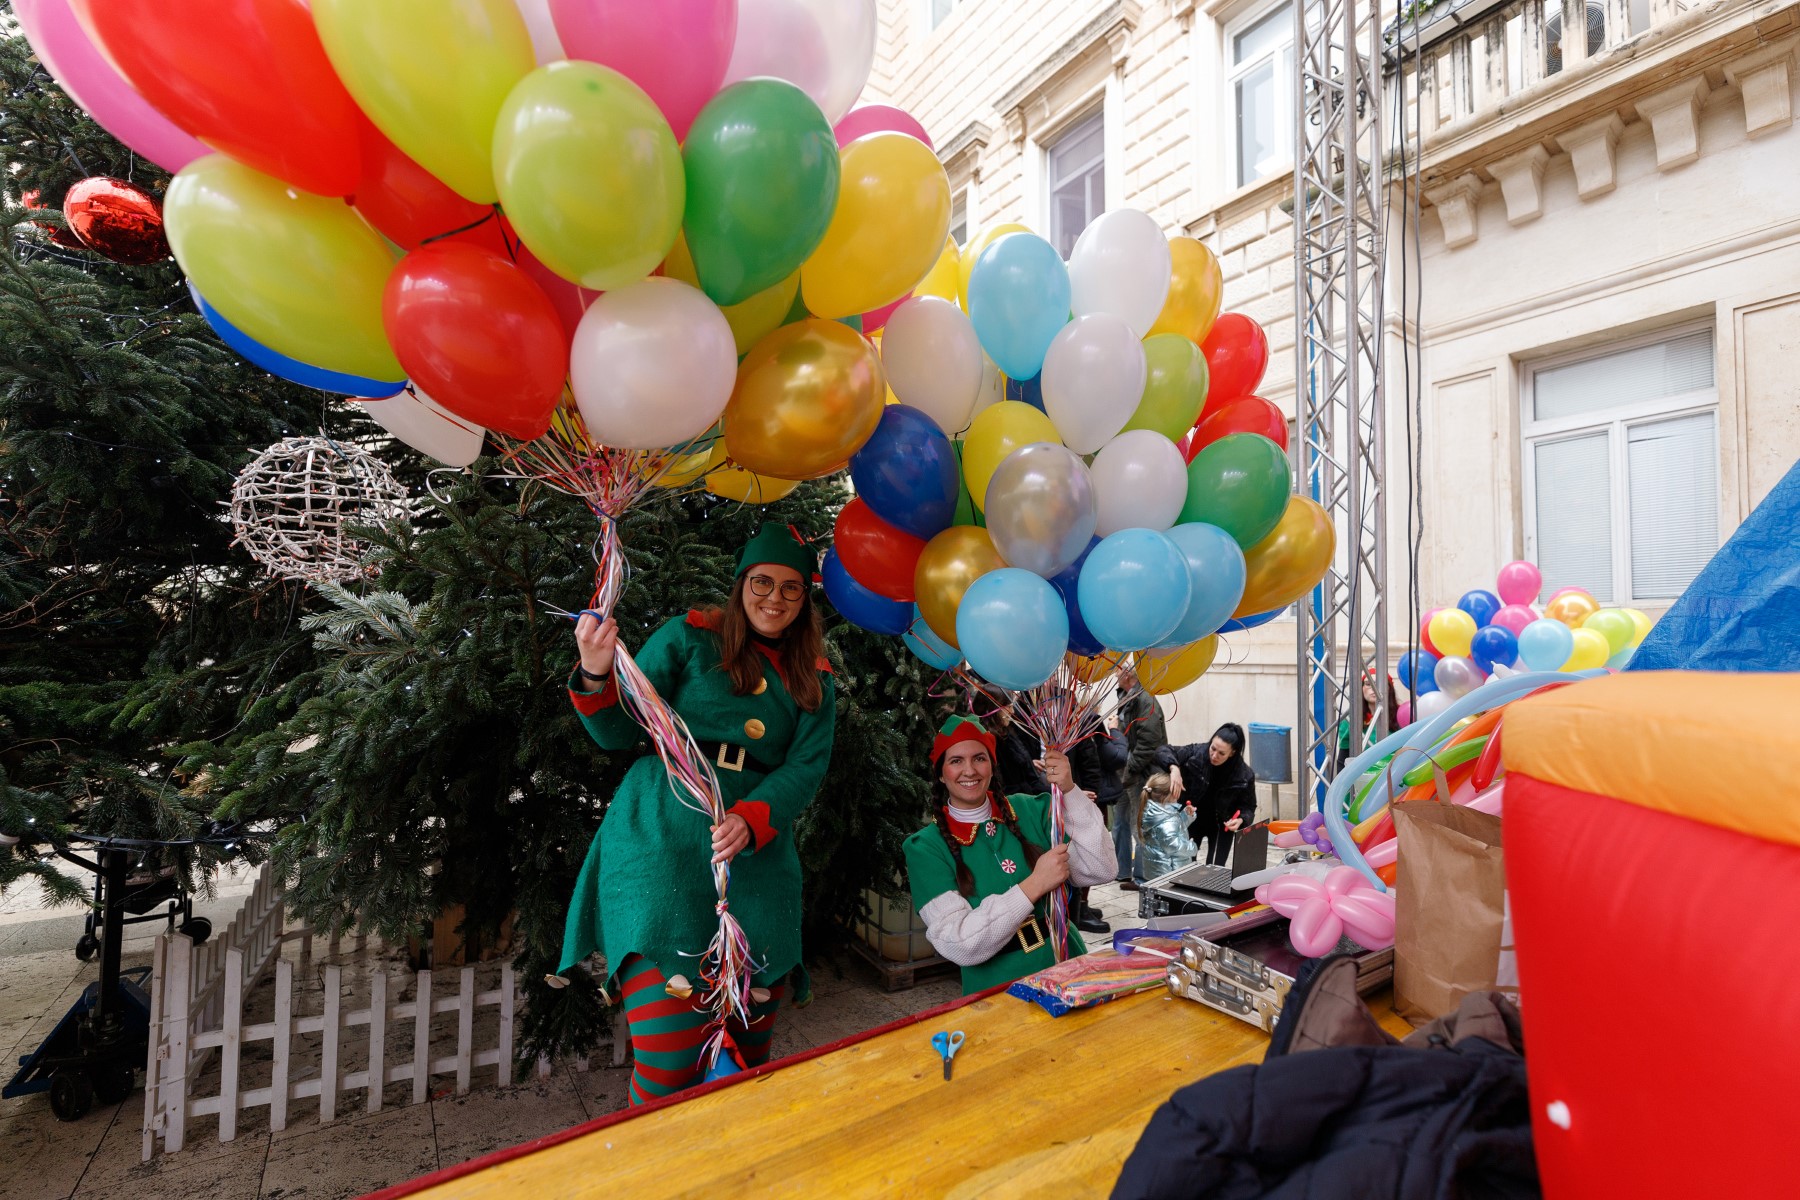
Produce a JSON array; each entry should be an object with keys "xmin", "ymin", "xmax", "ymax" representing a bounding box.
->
[
  {"xmin": 932, "ymin": 715, "xmax": 997, "ymax": 764},
  {"xmin": 737, "ymin": 522, "xmax": 818, "ymax": 581}
]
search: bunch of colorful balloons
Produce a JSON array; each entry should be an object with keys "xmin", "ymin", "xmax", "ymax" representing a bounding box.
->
[
  {"xmin": 24, "ymin": 0, "xmax": 959, "ymax": 499},
  {"xmin": 1394, "ymin": 560, "xmax": 1654, "ymax": 725},
  {"xmin": 825, "ymin": 207, "xmax": 1330, "ymax": 693}
]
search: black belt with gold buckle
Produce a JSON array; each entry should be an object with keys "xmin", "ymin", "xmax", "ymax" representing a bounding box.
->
[
  {"xmin": 697, "ymin": 740, "xmax": 773, "ymax": 775},
  {"xmin": 1015, "ymin": 914, "xmax": 1047, "ymax": 955}
]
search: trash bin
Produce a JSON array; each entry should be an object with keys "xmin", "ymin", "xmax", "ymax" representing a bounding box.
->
[{"xmin": 1248, "ymin": 722, "xmax": 1292, "ymax": 784}]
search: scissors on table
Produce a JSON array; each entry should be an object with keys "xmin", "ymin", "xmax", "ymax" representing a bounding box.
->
[{"xmin": 930, "ymin": 1030, "xmax": 965, "ymax": 1081}]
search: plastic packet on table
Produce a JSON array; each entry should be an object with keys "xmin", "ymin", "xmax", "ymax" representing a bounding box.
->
[{"xmin": 1006, "ymin": 947, "xmax": 1177, "ymax": 1017}]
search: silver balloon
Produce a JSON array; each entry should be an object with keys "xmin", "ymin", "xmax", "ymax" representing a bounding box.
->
[
  {"xmin": 1413, "ymin": 689, "xmax": 1455, "ymax": 723},
  {"xmin": 1433, "ymin": 655, "xmax": 1486, "ymax": 699},
  {"xmin": 983, "ymin": 442, "xmax": 1097, "ymax": 577}
]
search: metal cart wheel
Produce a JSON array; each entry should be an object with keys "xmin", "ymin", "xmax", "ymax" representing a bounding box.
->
[
  {"xmin": 74, "ymin": 933, "xmax": 99, "ymax": 963},
  {"xmin": 177, "ymin": 917, "xmax": 211, "ymax": 944},
  {"xmin": 49, "ymin": 1069, "xmax": 94, "ymax": 1122},
  {"xmin": 94, "ymin": 1060, "xmax": 135, "ymax": 1106}
]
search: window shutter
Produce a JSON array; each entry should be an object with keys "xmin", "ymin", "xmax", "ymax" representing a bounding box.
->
[
  {"xmin": 1533, "ymin": 329, "xmax": 1713, "ymax": 422},
  {"xmin": 1533, "ymin": 432, "xmax": 1614, "ymax": 603},
  {"xmin": 1627, "ymin": 412, "xmax": 1718, "ymax": 601}
]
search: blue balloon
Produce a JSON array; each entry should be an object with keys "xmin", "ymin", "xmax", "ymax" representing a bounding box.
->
[
  {"xmin": 1156, "ymin": 523, "xmax": 1247, "ymax": 647},
  {"xmin": 904, "ymin": 605, "xmax": 961, "ymax": 670},
  {"xmin": 1003, "ymin": 372, "xmax": 1045, "ymax": 412},
  {"xmin": 848, "ymin": 405, "xmax": 960, "ymax": 541},
  {"xmin": 967, "ymin": 233, "xmax": 1071, "ymax": 381},
  {"xmin": 1468, "ymin": 624, "xmax": 1519, "ymax": 674},
  {"xmin": 1605, "ymin": 644, "xmax": 1634, "ymax": 671},
  {"xmin": 190, "ymin": 284, "xmax": 405, "ymax": 398},
  {"xmin": 1517, "ymin": 618, "xmax": 1575, "ymax": 672},
  {"xmin": 1048, "ymin": 538, "xmax": 1104, "ymax": 657},
  {"xmin": 1076, "ymin": 529, "xmax": 1192, "ymax": 651},
  {"xmin": 1458, "ymin": 589, "xmax": 1504, "ymax": 628},
  {"xmin": 822, "ymin": 549, "xmax": 912, "ymax": 636},
  {"xmin": 1218, "ymin": 606, "xmax": 1287, "ymax": 633},
  {"xmin": 955, "ymin": 568, "xmax": 1069, "ymax": 690},
  {"xmin": 1395, "ymin": 648, "xmax": 1438, "ymax": 693}
]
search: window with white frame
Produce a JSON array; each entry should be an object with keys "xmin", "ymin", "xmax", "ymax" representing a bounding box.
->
[
  {"xmin": 1227, "ymin": 1, "xmax": 1295, "ymax": 188},
  {"xmin": 1523, "ymin": 327, "xmax": 1720, "ymax": 605},
  {"xmin": 929, "ymin": 0, "xmax": 959, "ymax": 32},
  {"xmin": 1047, "ymin": 111, "xmax": 1104, "ymax": 258},
  {"xmin": 949, "ymin": 191, "xmax": 968, "ymax": 247}
]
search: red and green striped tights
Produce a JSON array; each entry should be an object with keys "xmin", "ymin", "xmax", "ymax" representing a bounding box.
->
[{"xmin": 616, "ymin": 954, "xmax": 785, "ymax": 1105}]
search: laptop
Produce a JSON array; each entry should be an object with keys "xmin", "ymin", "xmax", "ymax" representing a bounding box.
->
[{"xmin": 1155, "ymin": 824, "xmax": 1271, "ymax": 898}]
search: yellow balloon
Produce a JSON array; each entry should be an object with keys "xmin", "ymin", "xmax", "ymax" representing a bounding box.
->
[
  {"xmin": 961, "ymin": 401, "xmax": 1062, "ymax": 510},
  {"xmin": 914, "ymin": 235, "xmax": 960, "ymax": 301},
  {"xmin": 663, "ymin": 233, "xmax": 797, "ymax": 356},
  {"xmin": 704, "ymin": 464, "xmax": 799, "ymax": 503},
  {"xmin": 1147, "ymin": 237, "xmax": 1225, "ymax": 344},
  {"xmin": 312, "ymin": 0, "xmax": 534, "ymax": 205},
  {"xmin": 1428, "ymin": 609, "xmax": 1479, "ymax": 659},
  {"xmin": 914, "ymin": 526, "xmax": 1007, "ymax": 647},
  {"xmin": 1545, "ymin": 590, "xmax": 1600, "ymax": 628},
  {"xmin": 724, "ymin": 320, "xmax": 886, "ymax": 480},
  {"xmin": 957, "ymin": 222, "xmax": 1031, "ymax": 311},
  {"xmin": 1562, "ymin": 627, "xmax": 1611, "ymax": 671},
  {"xmin": 165, "ymin": 155, "xmax": 401, "ymax": 380},
  {"xmin": 656, "ymin": 438, "xmax": 727, "ymax": 488},
  {"xmin": 1234, "ymin": 496, "xmax": 1337, "ymax": 616},
  {"xmin": 801, "ymin": 134, "xmax": 952, "ymax": 319},
  {"xmin": 1623, "ymin": 607, "xmax": 1654, "ymax": 645},
  {"xmin": 1136, "ymin": 637, "xmax": 1220, "ymax": 696}
]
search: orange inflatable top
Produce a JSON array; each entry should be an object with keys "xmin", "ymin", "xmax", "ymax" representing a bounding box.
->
[{"xmin": 1502, "ymin": 671, "xmax": 1800, "ymax": 849}]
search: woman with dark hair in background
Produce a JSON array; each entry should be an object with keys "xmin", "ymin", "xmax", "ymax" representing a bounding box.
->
[{"xmin": 1157, "ymin": 723, "xmax": 1257, "ymax": 868}]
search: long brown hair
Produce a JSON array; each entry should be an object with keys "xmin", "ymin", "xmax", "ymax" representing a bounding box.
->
[
  {"xmin": 930, "ymin": 777, "xmax": 1043, "ymax": 897},
  {"xmin": 710, "ymin": 572, "xmax": 828, "ymax": 712}
]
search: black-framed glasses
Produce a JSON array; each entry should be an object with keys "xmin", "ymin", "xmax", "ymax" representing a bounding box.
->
[{"xmin": 747, "ymin": 575, "xmax": 806, "ymax": 601}]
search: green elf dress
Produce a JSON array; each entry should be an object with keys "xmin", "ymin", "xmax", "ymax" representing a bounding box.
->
[
  {"xmin": 903, "ymin": 716, "xmax": 1118, "ymax": 995},
  {"xmin": 559, "ymin": 529, "xmax": 835, "ymax": 992}
]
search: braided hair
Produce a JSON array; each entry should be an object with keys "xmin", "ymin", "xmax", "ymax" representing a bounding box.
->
[{"xmin": 930, "ymin": 777, "xmax": 1045, "ymax": 897}]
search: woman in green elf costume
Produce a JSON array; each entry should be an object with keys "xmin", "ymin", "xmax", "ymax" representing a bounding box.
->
[
  {"xmin": 904, "ymin": 715, "xmax": 1118, "ymax": 994},
  {"xmin": 559, "ymin": 524, "xmax": 835, "ymax": 1104}
]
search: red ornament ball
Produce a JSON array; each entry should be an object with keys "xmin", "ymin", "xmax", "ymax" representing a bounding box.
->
[
  {"xmin": 21, "ymin": 189, "xmax": 87, "ymax": 250},
  {"xmin": 62, "ymin": 177, "xmax": 170, "ymax": 265}
]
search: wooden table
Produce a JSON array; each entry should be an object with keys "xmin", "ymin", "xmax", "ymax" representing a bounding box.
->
[{"xmin": 382, "ymin": 984, "xmax": 1411, "ymax": 1200}]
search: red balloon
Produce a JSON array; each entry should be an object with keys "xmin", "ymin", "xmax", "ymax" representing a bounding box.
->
[
  {"xmin": 1199, "ymin": 313, "xmax": 1269, "ymax": 414},
  {"xmin": 1420, "ymin": 607, "xmax": 1444, "ymax": 658},
  {"xmin": 382, "ymin": 244, "xmax": 567, "ymax": 440},
  {"xmin": 1187, "ymin": 395, "xmax": 1287, "ymax": 462},
  {"xmin": 518, "ymin": 245, "xmax": 600, "ymax": 350},
  {"xmin": 23, "ymin": 189, "xmax": 90, "ymax": 250},
  {"xmin": 834, "ymin": 497, "xmax": 926, "ymax": 601},
  {"xmin": 61, "ymin": 177, "xmax": 170, "ymax": 264},
  {"xmin": 69, "ymin": 0, "xmax": 363, "ymax": 196},
  {"xmin": 351, "ymin": 124, "xmax": 511, "ymax": 256}
]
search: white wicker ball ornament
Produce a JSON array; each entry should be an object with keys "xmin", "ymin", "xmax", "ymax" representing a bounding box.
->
[{"xmin": 229, "ymin": 436, "xmax": 409, "ymax": 583}]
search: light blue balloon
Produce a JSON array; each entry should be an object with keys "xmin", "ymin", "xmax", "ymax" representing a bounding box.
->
[
  {"xmin": 904, "ymin": 605, "xmax": 961, "ymax": 670},
  {"xmin": 1517, "ymin": 618, "xmax": 1575, "ymax": 672},
  {"xmin": 1156, "ymin": 523, "xmax": 1247, "ymax": 646},
  {"xmin": 966, "ymin": 233, "xmax": 1071, "ymax": 382},
  {"xmin": 955, "ymin": 568, "xmax": 1069, "ymax": 690},
  {"xmin": 1076, "ymin": 529, "xmax": 1192, "ymax": 651},
  {"xmin": 1606, "ymin": 644, "xmax": 1634, "ymax": 671}
]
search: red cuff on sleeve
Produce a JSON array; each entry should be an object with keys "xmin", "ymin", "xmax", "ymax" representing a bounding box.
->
[
  {"xmin": 569, "ymin": 675, "xmax": 619, "ymax": 715},
  {"xmin": 728, "ymin": 800, "xmax": 777, "ymax": 851}
]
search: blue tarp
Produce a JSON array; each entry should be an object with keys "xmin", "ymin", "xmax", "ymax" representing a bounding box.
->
[{"xmin": 1627, "ymin": 457, "xmax": 1800, "ymax": 673}]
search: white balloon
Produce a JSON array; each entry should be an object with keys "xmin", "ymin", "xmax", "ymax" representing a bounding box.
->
[
  {"xmin": 571, "ymin": 278, "xmax": 736, "ymax": 451},
  {"xmin": 1041, "ymin": 313, "xmax": 1147, "ymax": 455},
  {"xmin": 511, "ymin": 0, "xmax": 566, "ymax": 64},
  {"xmin": 723, "ymin": 0, "xmax": 877, "ymax": 124},
  {"xmin": 1414, "ymin": 690, "xmax": 1455, "ymax": 722},
  {"xmin": 1067, "ymin": 208, "xmax": 1173, "ymax": 337},
  {"xmin": 357, "ymin": 389, "xmax": 486, "ymax": 468},
  {"xmin": 881, "ymin": 297, "xmax": 983, "ymax": 438},
  {"xmin": 961, "ymin": 352, "xmax": 1006, "ymax": 438},
  {"xmin": 1088, "ymin": 429, "xmax": 1188, "ymax": 535}
]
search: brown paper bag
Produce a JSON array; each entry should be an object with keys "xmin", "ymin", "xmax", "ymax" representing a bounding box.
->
[{"xmin": 1392, "ymin": 801, "xmax": 1508, "ymax": 1026}]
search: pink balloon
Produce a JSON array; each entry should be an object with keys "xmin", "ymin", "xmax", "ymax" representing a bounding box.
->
[
  {"xmin": 1271, "ymin": 830, "xmax": 1308, "ymax": 849},
  {"xmin": 1256, "ymin": 866, "xmax": 1398, "ymax": 956},
  {"xmin": 1395, "ymin": 701, "xmax": 1413, "ymax": 727},
  {"xmin": 1463, "ymin": 780, "xmax": 1506, "ymax": 816},
  {"xmin": 1495, "ymin": 560, "xmax": 1542, "ymax": 606},
  {"xmin": 860, "ymin": 293, "xmax": 908, "ymax": 335},
  {"xmin": 550, "ymin": 0, "xmax": 736, "ymax": 141},
  {"xmin": 1492, "ymin": 603, "xmax": 1536, "ymax": 636},
  {"xmin": 1363, "ymin": 838, "xmax": 1398, "ymax": 869},
  {"xmin": 13, "ymin": 0, "xmax": 208, "ymax": 172},
  {"xmin": 1289, "ymin": 902, "xmax": 1343, "ymax": 958},
  {"xmin": 834, "ymin": 104, "xmax": 932, "ymax": 150}
]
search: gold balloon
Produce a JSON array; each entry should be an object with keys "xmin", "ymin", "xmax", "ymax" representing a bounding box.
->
[
  {"xmin": 1069, "ymin": 651, "xmax": 1124, "ymax": 686},
  {"xmin": 1234, "ymin": 496, "xmax": 1336, "ymax": 616},
  {"xmin": 723, "ymin": 320, "xmax": 886, "ymax": 480},
  {"xmin": 1147, "ymin": 237, "xmax": 1224, "ymax": 345},
  {"xmin": 704, "ymin": 463, "xmax": 799, "ymax": 503},
  {"xmin": 1545, "ymin": 590, "xmax": 1601, "ymax": 628},
  {"xmin": 914, "ymin": 526, "xmax": 1006, "ymax": 648},
  {"xmin": 1136, "ymin": 637, "xmax": 1219, "ymax": 696}
]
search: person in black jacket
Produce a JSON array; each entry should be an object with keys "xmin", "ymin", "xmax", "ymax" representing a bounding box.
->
[
  {"xmin": 985, "ymin": 695, "xmax": 1051, "ymax": 796},
  {"xmin": 1069, "ymin": 723, "xmax": 1129, "ymax": 934},
  {"xmin": 1156, "ymin": 723, "xmax": 1257, "ymax": 867},
  {"xmin": 1115, "ymin": 669, "xmax": 1168, "ymax": 889}
]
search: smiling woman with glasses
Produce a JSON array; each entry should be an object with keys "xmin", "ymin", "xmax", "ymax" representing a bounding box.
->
[{"xmin": 557, "ymin": 523, "xmax": 836, "ymax": 1103}]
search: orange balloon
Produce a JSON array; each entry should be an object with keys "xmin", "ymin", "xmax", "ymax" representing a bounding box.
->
[
  {"xmin": 1544, "ymin": 590, "xmax": 1600, "ymax": 628},
  {"xmin": 1069, "ymin": 651, "xmax": 1124, "ymax": 686},
  {"xmin": 1234, "ymin": 496, "xmax": 1336, "ymax": 616},
  {"xmin": 723, "ymin": 319, "xmax": 886, "ymax": 480},
  {"xmin": 1146, "ymin": 237, "xmax": 1224, "ymax": 344},
  {"xmin": 914, "ymin": 526, "xmax": 1006, "ymax": 648}
]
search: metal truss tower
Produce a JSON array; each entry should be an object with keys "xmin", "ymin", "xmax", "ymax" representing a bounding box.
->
[{"xmin": 1292, "ymin": 0, "xmax": 1390, "ymax": 812}]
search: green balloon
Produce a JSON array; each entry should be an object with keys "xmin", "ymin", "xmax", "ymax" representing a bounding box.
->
[
  {"xmin": 950, "ymin": 441, "xmax": 987, "ymax": 529},
  {"xmin": 1179, "ymin": 433, "xmax": 1291, "ymax": 548},
  {"xmin": 493, "ymin": 62, "xmax": 684, "ymax": 292},
  {"xmin": 683, "ymin": 80, "xmax": 840, "ymax": 306},
  {"xmin": 1123, "ymin": 334, "xmax": 1210, "ymax": 442},
  {"xmin": 1583, "ymin": 609, "xmax": 1635, "ymax": 654}
]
